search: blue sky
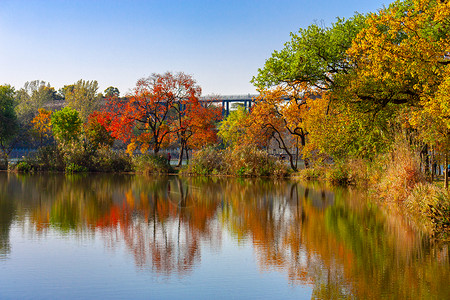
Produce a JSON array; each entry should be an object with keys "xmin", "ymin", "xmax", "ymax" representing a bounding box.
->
[{"xmin": 0, "ymin": 0, "xmax": 388, "ymax": 96}]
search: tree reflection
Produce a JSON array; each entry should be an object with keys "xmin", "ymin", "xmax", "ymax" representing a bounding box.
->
[
  {"xmin": 0, "ymin": 173, "xmax": 449, "ymax": 298},
  {"xmin": 0, "ymin": 174, "xmax": 16, "ymax": 258}
]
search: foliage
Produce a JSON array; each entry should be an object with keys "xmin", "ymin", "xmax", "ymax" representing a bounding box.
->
[
  {"xmin": 252, "ymin": 13, "xmax": 366, "ymax": 91},
  {"xmin": 184, "ymin": 147, "xmax": 224, "ymax": 175},
  {"xmin": 104, "ymin": 86, "xmax": 120, "ymax": 98},
  {"xmin": 218, "ymin": 106, "xmax": 250, "ymax": 147},
  {"xmin": 31, "ymin": 108, "xmax": 52, "ymax": 146},
  {"xmin": 185, "ymin": 99, "xmax": 222, "ymax": 150},
  {"xmin": 165, "ymin": 73, "xmax": 222, "ymax": 165},
  {"xmin": 133, "ymin": 154, "xmax": 173, "ymax": 174},
  {"xmin": 0, "ymin": 85, "xmax": 18, "ymax": 168},
  {"xmin": 184, "ymin": 145, "xmax": 289, "ymax": 177},
  {"xmin": 15, "ymin": 161, "xmax": 33, "ymax": 173},
  {"xmin": 224, "ymin": 145, "xmax": 289, "ymax": 177},
  {"xmin": 325, "ymin": 163, "xmax": 351, "ymax": 185},
  {"xmin": 90, "ymin": 147, "xmax": 133, "ymax": 172},
  {"xmin": 303, "ymin": 93, "xmax": 395, "ymax": 161},
  {"xmin": 103, "ymin": 73, "xmax": 179, "ymax": 154},
  {"xmin": 248, "ymin": 87, "xmax": 309, "ymax": 171},
  {"xmin": 15, "ymin": 80, "xmax": 58, "ymax": 122},
  {"xmin": 51, "ymin": 107, "xmax": 82, "ymax": 146},
  {"xmin": 250, "ymin": 13, "xmax": 371, "ymax": 169},
  {"xmin": 347, "ymin": 0, "xmax": 450, "ymax": 110},
  {"xmin": 404, "ymin": 183, "xmax": 450, "ymax": 237},
  {"xmin": 84, "ymin": 112, "xmax": 115, "ymax": 154},
  {"xmin": 64, "ymin": 79, "xmax": 102, "ymax": 121},
  {"xmin": 65, "ymin": 163, "xmax": 88, "ymax": 173},
  {"xmin": 344, "ymin": 0, "xmax": 450, "ymax": 162},
  {"xmin": 31, "ymin": 145, "xmax": 65, "ymax": 171}
]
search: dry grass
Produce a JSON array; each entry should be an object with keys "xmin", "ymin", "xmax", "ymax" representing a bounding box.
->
[
  {"xmin": 370, "ymin": 142, "xmax": 449, "ymax": 239},
  {"xmin": 375, "ymin": 143, "xmax": 424, "ymax": 203}
]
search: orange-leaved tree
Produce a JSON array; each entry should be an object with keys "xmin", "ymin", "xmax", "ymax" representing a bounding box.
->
[
  {"xmin": 249, "ymin": 86, "xmax": 313, "ymax": 171},
  {"xmin": 172, "ymin": 97, "xmax": 221, "ymax": 166},
  {"xmin": 102, "ymin": 72, "xmax": 193, "ymax": 155},
  {"xmin": 164, "ymin": 74, "xmax": 222, "ymax": 166},
  {"xmin": 31, "ymin": 108, "xmax": 52, "ymax": 147}
]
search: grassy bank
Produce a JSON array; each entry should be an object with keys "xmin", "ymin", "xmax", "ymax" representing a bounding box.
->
[
  {"xmin": 180, "ymin": 145, "xmax": 289, "ymax": 178},
  {"xmin": 295, "ymin": 145, "xmax": 450, "ymax": 240}
]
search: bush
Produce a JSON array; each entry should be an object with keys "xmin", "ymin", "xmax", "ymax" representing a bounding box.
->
[
  {"xmin": 32, "ymin": 145, "xmax": 65, "ymax": 171},
  {"xmin": 297, "ymin": 167, "xmax": 324, "ymax": 180},
  {"xmin": 65, "ymin": 162, "xmax": 88, "ymax": 173},
  {"xmin": 223, "ymin": 145, "xmax": 288, "ymax": 177},
  {"xmin": 133, "ymin": 154, "xmax": 173, "ymax": 174},
  {"xmin": 183, "ymin": 145, "xmax": 289, "ymax": 177},
  {"xmin": 375, "ymin": 143, "xmax": 424, "ymax": 203},
  {"xmin": 326, "ymin": 163, "xmax": 351, "ymax": 185},
  {"xmin": 183, "ymin": 147, "xmax": 224, "ymax": 175},
  {"xmin": 405, "ymin": 183, "xmax": 450, "ymax": 237},
  {"xmin": 15, "ymin": 161, "xmax": 33, "ymax": 173},
  {"xmin": 91, "ymin": 147, "xmax": 132, "ymax": 172}
]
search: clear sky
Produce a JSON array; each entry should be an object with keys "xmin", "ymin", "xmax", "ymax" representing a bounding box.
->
[{"xmin": 0, "ymin": 0, "xmax": 388, "ymax": 96}]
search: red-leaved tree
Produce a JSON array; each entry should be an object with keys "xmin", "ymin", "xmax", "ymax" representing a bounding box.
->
[{"xmin": 102, "ymin": 72, "xmax": 221, "ymax": 158}]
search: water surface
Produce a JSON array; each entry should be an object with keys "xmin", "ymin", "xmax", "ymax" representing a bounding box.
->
[{"xmin": 0, "ymin": 173, "xmax": 448, "ymax": 299}]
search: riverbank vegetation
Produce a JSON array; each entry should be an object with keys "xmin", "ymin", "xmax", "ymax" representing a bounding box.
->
[{"xmin": 0, "ymin": 0, "xmax": 448, "ymax": 235}]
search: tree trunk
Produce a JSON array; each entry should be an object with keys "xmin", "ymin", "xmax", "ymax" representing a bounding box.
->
[
  {"xmin": 431, "ymin": 147, "xmax": 434, "ymax": 182},
  {"xmin": 445, "ymin": 153, "xmax": 448, "ymax": 190},
  {"xmin": 177, "ymin": 142, "xmax": 185, "ymax": 167},
  {"xmin": 288, "ymin": 153, "xmax": 298, "ymax": 172}
]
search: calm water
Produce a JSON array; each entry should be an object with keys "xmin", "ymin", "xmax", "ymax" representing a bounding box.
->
[{"xmin": 0, "ymin": 173, "xmax": 448, "ymax": 299}]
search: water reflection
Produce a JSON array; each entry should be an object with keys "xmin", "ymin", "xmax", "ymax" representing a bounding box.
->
[{"xmin": 0, "ymin": 173, "xmax": 448, "ymax": 299}]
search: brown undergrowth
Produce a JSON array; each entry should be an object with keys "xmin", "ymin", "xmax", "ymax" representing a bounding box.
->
[{"xmin": 372, "ymin": 144, "xmax": 449, "ymax": 239}]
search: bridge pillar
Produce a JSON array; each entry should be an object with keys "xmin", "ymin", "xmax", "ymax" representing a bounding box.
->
[{"xmin": 222, "ymin": 100, "xmax": 230, "ymax": 117}]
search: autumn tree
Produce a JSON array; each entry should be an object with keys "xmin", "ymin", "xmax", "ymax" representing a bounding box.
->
[
  {"xmin": 15, "ymin": 80, "xmax": 58, "ymax": 122},
  {"xmin": 84, "ymin": 112, "xmax": 115, "ymax": 154},
  {"xmin": 249, "ymin": 87, "xmax": 311, "ymax": 171},
  {"xmin": 0, "ymin": 85, "xmax": 18, "ymax": 168},
  {"xmin": 166, "ymin": 74, "xmax": 222, "ymax": 166},
  {"xmin": 218, "ymin": 106, "xmax": 250, "ymax": 148},
  {"xmin": 251, "ymin": 14, "xmax": 368, "ymax": 167},
  {"xmin": 65, "ymin": 80, "xmax": 102, "ymax": 121},
  {"xmin": 303, "ymin": 92, "xmax": 394, "ymax": 161},
  {"xmin": 185, "ymin": 99, "xmax": 221, "ymax": 151},
  {"xmin": 343, "ymin": 0, "xmax": 450, "ymax": 177},
  {"xmin": 346, "ymin": 0, "xmax": 450, "ymax": 111},
  {"xmin": 31, "ymin": 108, "xmax": 52, "ymax": 147},
  {"xmin": 103, "ymin": 73, "xmax": 179, "ymax": 155}
]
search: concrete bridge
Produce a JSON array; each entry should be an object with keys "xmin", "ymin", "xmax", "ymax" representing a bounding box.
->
[
  {"xmin": 200, "ymin": 94, "xmax": 258, "ymax": 116},
  {"xmin": 44, "ymin": 94, "xmax": 291, "ymax": 117}
]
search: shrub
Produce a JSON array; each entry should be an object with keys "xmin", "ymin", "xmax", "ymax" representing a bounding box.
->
[
  {"xmin": 65, "ymin": 163, "xmax": 88, "ymax": 173},
  {"xmin": 375, "ymin": 143, "xmax": 424, "ymax": 203},
  {"xmin": 223, "ymin": 145, "xmax": 289, "ymax": 177},
  {"xmin": 184, "ymin": 147, "xmax": 224, "ymax": 175},
  {"xmin": 33, "ymin": 145, "xmax": 65, "ymax": 171},
  {"xmin": 133, "ymin": 154, "xmax": 173, "ymax": 174},
  {"xmin": 91, "ymin": 147, "xmax": 132, "ymax": 172},
  {"xmin": 326, "ymin": 163, "xmax": 351, "ymax": 185},
  {"xmin": 183, "ymin": 145, "xmax": 289, "ymax": 177},
  {"xmin": 15, "ymin": 161, "xmax": 33, "ymax": 173},
  {"xmin": 405, "ymin": 183, "xmax": 450, "ymax": 237},
  {"xmin": 297, "ymin": 167, "xmax": 324, "ymax": 180}
]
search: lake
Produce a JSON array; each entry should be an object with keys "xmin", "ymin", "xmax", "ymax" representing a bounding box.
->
[{"xmin": 0, "ymin": 173, "xmax": 448, "ymax": 299}]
